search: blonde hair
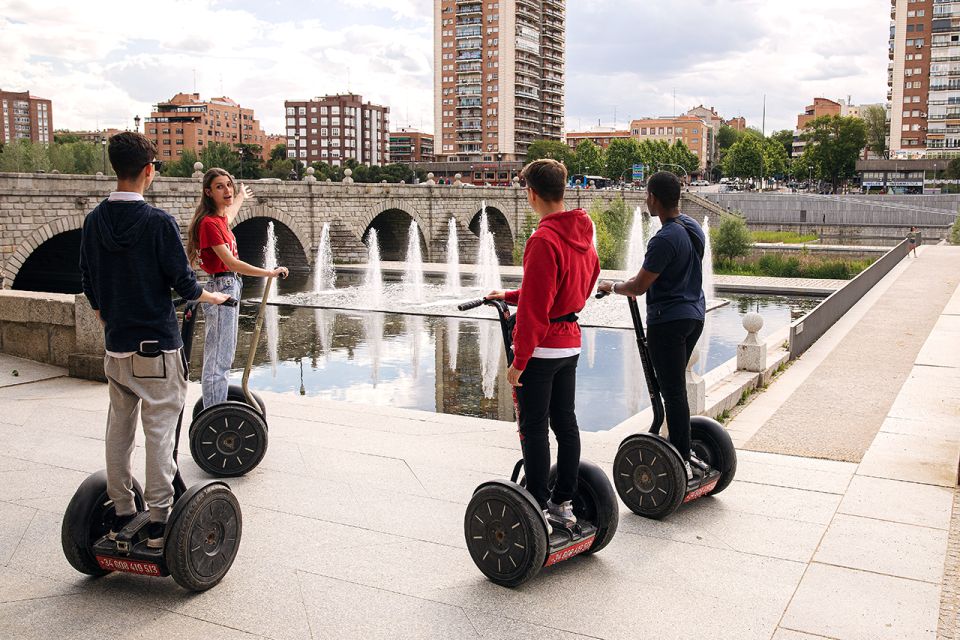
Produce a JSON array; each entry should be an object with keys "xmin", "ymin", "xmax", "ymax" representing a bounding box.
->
[{"xmin": 186, "ymin": 168, "xmax": 236, "ymax": 267}]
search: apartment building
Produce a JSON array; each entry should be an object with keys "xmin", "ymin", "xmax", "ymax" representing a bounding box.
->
[
  {"xmin": 144, "ymin": 93, "xmax": 267, "ymax": 161},
  {"xmin": 0, "ymin": 90, "xmax": 53, "ymax": 144},
  {"xmin": 389, "ymin": 128, "xmax": 435, "ymax": 163},
  {"xmin": 434, "ymin": 0, "xmax": 566, "ymax": 163},
  {"xmin": 629, "ymin": 115, "xmax": 711, "ymax": 171},
  {"xmin": 283, "ymin": 94, "xmax": 389, "ymax": 166},
  {"xmin": 564, "ymin": 128, "xmax": 632, "ymax": 150}
]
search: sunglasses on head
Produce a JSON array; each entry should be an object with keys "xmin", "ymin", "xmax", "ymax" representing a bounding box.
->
[{"xmin": 143, "ymin": 159, "xmax": 163, "ymax": 172}]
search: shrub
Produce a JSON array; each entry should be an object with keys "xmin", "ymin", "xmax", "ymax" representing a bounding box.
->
[
  {"xmin": 951, "ymin": 214, "xmax": 960, "ymax": 245},
  {"xmin": 513, "ymin": 213, "xmax": 539, "ymax": 265},
  {"xmin": 713, "ymin": 216, "xmax": 753, "ymax": 260},
  {"xmin": 713, "ymin": 252, "xmax": 875, "ymax": 279},
  {"xmin": 587, "ymin": 196, "xmax": 631, "ymax": 269}
]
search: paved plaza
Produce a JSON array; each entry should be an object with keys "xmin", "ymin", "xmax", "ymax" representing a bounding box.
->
[{"xmin": 0, "ymin": 246, "xmax": 957, "ymax": 639}]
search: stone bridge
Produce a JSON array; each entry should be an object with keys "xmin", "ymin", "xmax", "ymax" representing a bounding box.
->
[{"xmin": 0, "ymin": 173, "xmax": 649, "ymax": 293}]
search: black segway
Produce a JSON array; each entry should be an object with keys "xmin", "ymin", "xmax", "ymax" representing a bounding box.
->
[
  {"xmin": 597, "ymin": 290, "xmax": 736, "ymax": 519},
  {"xmin": 61, "ymin": 299, "xmax": 242, "ymax": 591},
  {"xmin": 457, "ymin": 298, "xmax": 619, "ymax": 587},
  {"xmin": 187, "ymin": 277, "xmax": 278, "ymax": 477}
]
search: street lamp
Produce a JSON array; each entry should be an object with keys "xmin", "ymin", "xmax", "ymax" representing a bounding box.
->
[
  {"xmin": 470, "ymin": 164, "xmax": 474, "ymax": 185},
  {"xmin": 658, "ymin": 162, "xmax": 689, "ymax": 184},
  {"xmin": 238, "ymin": 147, "xmax": 244, "ymax": 180},
  {"xmin": 134, "ymin": 115, "xmax": 140, "ymax": 133},
  {"xmin": 100, "ymin": 137, "xmax": 107, "ymax": 174},
  {"xmin": 497, "ymin": 152, "xmax": 503, "ymax": 186}
]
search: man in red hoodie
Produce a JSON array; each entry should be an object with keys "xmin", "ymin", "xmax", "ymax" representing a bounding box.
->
[{"xmin": 487, "ymin": 159, "xmax": 600, "ymax": 529}]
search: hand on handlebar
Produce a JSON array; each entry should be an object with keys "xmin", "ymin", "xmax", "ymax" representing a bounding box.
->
[
  {"xmin": 485, "ymin": 290, "xmax": 506, "ymax": 300},
  {"xmin": 271, "ymin": 266, "xmax": 289, "ymax": 279},
  {"xmin": 597, "ymin": 280, "xmax": 616, "ymax": 295}
]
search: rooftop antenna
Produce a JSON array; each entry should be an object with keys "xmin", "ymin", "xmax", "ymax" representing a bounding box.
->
[
  {"xmin": 193, "ymin": 69, "xmax": 197, "ymax": 93},
  {"xmin": 673, "ymin": 88, "xmax": 676, "ymax": 117},
  {"xmin": 762, "ymin": 94, "xmax": 766, "ymax": 137}
]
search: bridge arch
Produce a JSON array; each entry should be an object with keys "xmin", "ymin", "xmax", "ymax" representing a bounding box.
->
[
  {"xmin": 359, "ymin": 201, "xmax": 431, "ymax": 262},
  {"xmin": 468, "ymin": 205, "xmax": 515, "ymax": 266},
  {"xmin": 231, "ymin": 204, "xmax": 311, "ymax": 269},
  {"xmin": 4, "ymin": 214, "xmax": 86, "ymax": 292}
]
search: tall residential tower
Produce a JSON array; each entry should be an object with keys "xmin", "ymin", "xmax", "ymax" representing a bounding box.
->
[
  {"xmin": 888, "ymin": 0, "xmax": 931, "ymax": 157},
  {"xmin": 434, "ymin": 0, "xmax": 565, "ymax": 163}
]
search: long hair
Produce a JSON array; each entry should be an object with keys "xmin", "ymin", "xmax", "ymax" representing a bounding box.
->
[{"xmin": 186, "ymin": 168, "xmax": 236, "ymax": 268}]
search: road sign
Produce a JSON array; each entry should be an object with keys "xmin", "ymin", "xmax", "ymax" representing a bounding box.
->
[{"xmin": 632, "ymin": 164, "xmax": 645, "ymax": 182}]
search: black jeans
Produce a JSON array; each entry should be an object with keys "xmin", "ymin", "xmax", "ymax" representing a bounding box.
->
[
  {"xmin": 647, "ymin": 319, "xmax": 704, "ymax": 459},
  {"xmin": 514, "ymin": 355, "xmax": 580, "ymax": 509}
]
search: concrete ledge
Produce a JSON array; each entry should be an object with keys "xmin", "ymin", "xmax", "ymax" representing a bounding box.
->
[
  {"xmin": 68, "ymin": 353, "xmax": 105, "ymax": 383},
  {"xmin": 0, "ymin": 290, "xmax": 75, "ymax": 325}
]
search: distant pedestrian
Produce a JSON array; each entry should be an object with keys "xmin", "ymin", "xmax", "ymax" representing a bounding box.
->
[{"xmin": 907, "ymin": 226, "xmax": 919, "ymax": 258}]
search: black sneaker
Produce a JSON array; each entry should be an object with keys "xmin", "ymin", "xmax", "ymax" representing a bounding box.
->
[
  {"xmin": 108, "ymin": 511, "xmax": 139, "ymax": 540},
  {"xmin": 146, "ymin": 521, "xmax": 165, "ymax": 549}
]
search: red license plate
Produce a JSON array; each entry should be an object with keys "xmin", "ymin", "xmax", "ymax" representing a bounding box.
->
[
  {"xmin": 544, "ymin": 535, "xmax": 595, "ymax": 567},
  {"xmin": 683, "ymin": 477, "xmax": 719, "ymax": 504},
  {"xmin": 96, "ymin": 555, "xmax": 162, "ymax": 576}
]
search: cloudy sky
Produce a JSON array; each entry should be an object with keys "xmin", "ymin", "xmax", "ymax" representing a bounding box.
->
[{"xmin": 1, "ymin": 0, "xmax": 889, "ymax": 136}]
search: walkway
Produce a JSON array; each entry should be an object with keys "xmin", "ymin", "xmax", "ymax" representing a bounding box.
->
[{"xmin": 0, "ymin": 248, "xmax": 957, "ymax": 639}]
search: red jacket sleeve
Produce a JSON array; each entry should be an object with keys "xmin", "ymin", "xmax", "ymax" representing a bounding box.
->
[{"xmin": 511, "ymin": 235, "xmax": 558, "ymax": 371}]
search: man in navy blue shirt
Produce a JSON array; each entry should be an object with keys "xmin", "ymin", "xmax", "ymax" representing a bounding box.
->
[
  {"xmin": 80, "ymin": 132, "xmax": 230, "ymax": 549},
  {"xmin": 598, "ymin": 171, "xmax": 706, "ymax": 480}
]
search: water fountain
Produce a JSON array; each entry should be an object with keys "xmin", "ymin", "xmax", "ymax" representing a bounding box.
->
[
  {"xmin": 408, "ymin": 314, "xmax": 424, "ymax": 379},
  {"xmin": 313, "ymin": 222, "xmax": 336, "ymax": 293},
  {"xmin": 625, "ymin": 206, "xmax": 646, "ymax": 273},
  {"xmin": 315, "ymin": 308, "xmax": 333, "ymax": 354},
  {"xmin": 696, "ymin": 216, "xmax": 715, "ymax": 374},
  {"xmin": 364, "ymin": 228, "xmax": 384, "ymax": 308},
  {"xmin": 446, "ymin": 317, "xmax": 460, "ymax": 371},
  {"xmin": 446, "ymin": 218, "xmax": 461, "ymax": 296},
  {"xmin": 476, "ymin": 202, "xmax": 502, "ymax": 294},
  {"xmin": 403, "ymin": 221, "xmax": 425, "ymax": 303},
  {"xmin": 264, "ymin": 222, "xmax": 280, "ymax": 376}
]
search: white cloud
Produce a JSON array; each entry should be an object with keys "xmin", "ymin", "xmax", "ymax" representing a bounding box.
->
[{"xmin": 1, "ymin": 0, "xmax": 887, "ymax": 137}]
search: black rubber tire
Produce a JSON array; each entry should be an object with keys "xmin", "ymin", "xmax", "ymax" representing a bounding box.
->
[
  {"xmin": 690, "ymin": 416, "xmax": 738, "ymax": 495},
  {"xmin": 613, "ymin": 435, "xmax": 686, "ymax": 520},
  {"xmin": 189, "ymin": 402, "xmax": 268, "ymax": 477},
  {"xmin": 61, "ymin": 470, "xmax": 145, "ymax": 576},
  {"xmin": 464, "ymin": 485, "xmax": 547, "ymax": 588},
  {"xmin": 165, "ymin": 483, "xmax": 242, "ymax": 592},
  {"xmin": 547, "ymin": 460, "xmax": 619, "ymax": 555},
  {"xmin": 192, "ymin": 385, "xmax": 266, "ymax": 421}
]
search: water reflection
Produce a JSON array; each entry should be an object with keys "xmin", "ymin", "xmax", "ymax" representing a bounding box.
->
[{"xmin": 188, "ymin": 294, "xmax": 820, "ymax": 432}]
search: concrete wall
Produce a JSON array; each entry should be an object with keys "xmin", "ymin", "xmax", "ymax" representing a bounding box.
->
[
  {"xmin": 706, "ymin": 193, "xmax": 957, "ymax": 226},
  {"xmin": 0, "ymin": 173, "xmax": 648, "ymax": 289}
]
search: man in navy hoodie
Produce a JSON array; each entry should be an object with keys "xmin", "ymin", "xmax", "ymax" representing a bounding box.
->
[
  {"xmin": 487, "ymin": 159, "xmax": 600, "ymax": 530},
  {"xmin": 80, "ymin": 132, "xmax": 230, "ymax": 549}
]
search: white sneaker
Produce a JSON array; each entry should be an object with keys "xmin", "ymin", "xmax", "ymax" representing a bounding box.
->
[
  {"xmin": 684, "ymin": 461, "xmax": 694, "ymax": 481},
  {"xmin": 542, "ymin": 510, "xmax": 553, "ymax": 536},
  {"xmin": 546, "ymin": 500, "xmax": 577, "ymax": 528}
]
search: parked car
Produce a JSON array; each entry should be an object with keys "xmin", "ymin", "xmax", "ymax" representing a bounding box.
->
[{"xmin": 691, "ymin": 179, "xmax": 710, "ymax": 186}]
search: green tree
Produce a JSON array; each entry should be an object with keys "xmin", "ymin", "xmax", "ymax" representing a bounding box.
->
[
  {"xmin": 762, "ymin": 138, "xmax": 790, "ymax": 178},
  {"xmin": 266, "ymin": 158, "xmax": 295, "ymax": 180},
  {"xmin": 862, "ymin": 105, "xmax": 888, "ymax": 159},
  {"xmin": 199, "ymin": 142, "xmax": 240, "ymax": 175},
  {"xmin": 723, "ymin": 136, "xmax": 764, "ymax": 179},
  {"xmin": 669, "ymin": 140, "xmax": 700, "ymax": 176},
  {"xmin": 713, "ymin": 216, "xmax": 753, "ymax": 261},
  {"xmin": 235, "ymin": 143, "xmax": 264, "ymax": 180},
  {"xmin": 770, "ymin": 130, "xmax": 795, "ymax": 158},
  {"xmin": 513, "ymin": 212, "xmax": 539, "ymax": 264},
  {"xmin": 586, "ymin": 196, "xmax": 631, "ymax": 268},
  {"xmin": 162, "ymin": 149, "xmax": 199, "ymax": 177},
  {"xmin": 572, "ymin": 139, "xmax": 605, "ymax": 176},
  {"xmin": 636, "ymin": 139, "xmax": 672, "ymax": 177},
  {"xmin": 717, "ymin": 125, "xmax": 739, "ymax": 151},
  {"xmin": 53, "ymin": 131, "xmax": 83, "ymax": 144},
  {"xmin": 799, "ymin": 115, "xmax": 867, "ymax": 189},
  {"xmin": 604, "ymin": 138, "xmax": 641, "ymax": 181},
  {"xmin": 526, "ymin": 139, "xmax": 573, "ymax": 166},
  {"xmin": 946, "ymin": 158, "xmax": 960, "ymax": 180},
  {"xmin": 951, "ymin": 213, "xmax": 960, "ymax": 245}
]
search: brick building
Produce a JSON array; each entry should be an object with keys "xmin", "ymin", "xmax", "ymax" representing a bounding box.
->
[
  {"xmin": 629, "ymin": 115, "xmax": 711, "ymax": 171},
  {"xmin": 564, "ymin": 128, "xmax": 632, "ymax": 150},
  {"xmin": 143, "ymin": 93, "xmax": 267, "ymax": 161},
  {"xmin": 389, "ymin": 128, "xmax": 435, "ymax": 163},
  {"xmin": 283, "ymin": 94, "xmax": 389, "ymax": 166},
  {"xmin": 0, "ymin": 90, "xmax": 53, "ymax": 145}
]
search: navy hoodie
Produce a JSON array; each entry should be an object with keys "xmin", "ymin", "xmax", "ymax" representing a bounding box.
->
[{"xmin": 79, "ymin": 199, "xmax": 203, "ymax": 352}]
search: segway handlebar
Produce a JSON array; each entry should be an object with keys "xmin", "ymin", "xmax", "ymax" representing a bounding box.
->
[
  {"xmin": 173, "ymin": 296, "xmax": 238, "ymax": 308},
  {"xmin": 457, "ymin": 298, "xmax": 487, "ymax": 312}
]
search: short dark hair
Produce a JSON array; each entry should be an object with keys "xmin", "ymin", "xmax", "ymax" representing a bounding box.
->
[
  {"xmin": 109, "ymin": 132, "xmax": 157, "ymax": 180},
  {"xmin": 521, "ymin": 159, "xmax": 567, "ymax": 202},
  {"xmin": 647, "ymin": 171, "xmax": 682, "ymax": 210}
]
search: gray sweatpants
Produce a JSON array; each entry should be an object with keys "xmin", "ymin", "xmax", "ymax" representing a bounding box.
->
[{"xmin": 104, "ymin": 350, "xmax": 186, "ymax": 523}]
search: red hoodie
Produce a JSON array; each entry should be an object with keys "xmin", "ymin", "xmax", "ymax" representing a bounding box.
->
[{"xmin": 505, "ymin": 208, "xmax": 600, "ymax": 371}]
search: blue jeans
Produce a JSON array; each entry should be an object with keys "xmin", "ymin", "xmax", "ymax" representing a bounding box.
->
[{"xmin": 201, "ymin": 274, "xmax": 241, "ymax": 408}]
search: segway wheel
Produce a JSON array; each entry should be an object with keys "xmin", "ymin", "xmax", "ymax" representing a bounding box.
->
[
  {"xmin": 189, "ymin": 402, "xmax": 268, "ymax": 477},
  {"xmin": 465, "ymin": 485, "xmax": 547, "ymax": 588},
  {"xmin": 192, "ymin": 385, "xmax": 267, "ymax": 421},
  {"xmin": 165, "ymin": 482, "xmax": 242, "ymax": 592},
  {"xmin": 548, "ymin": 460, "xmax": 619, "ymax": 554},
  {"xmin": 690, "ymin": 416, "xmax": 738, "ymax": 495},
  {"xmin": 61, "ymin": 470, "xmax": 145, "ymax": 576},
  {"xmin": 613, "ymin": 435, "xmax": 686, "ymax": 520}
]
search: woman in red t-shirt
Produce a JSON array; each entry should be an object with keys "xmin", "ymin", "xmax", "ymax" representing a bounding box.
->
[{"xmin": 186, "ymin": 168, "xmax": 288, "ymax": 409}]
